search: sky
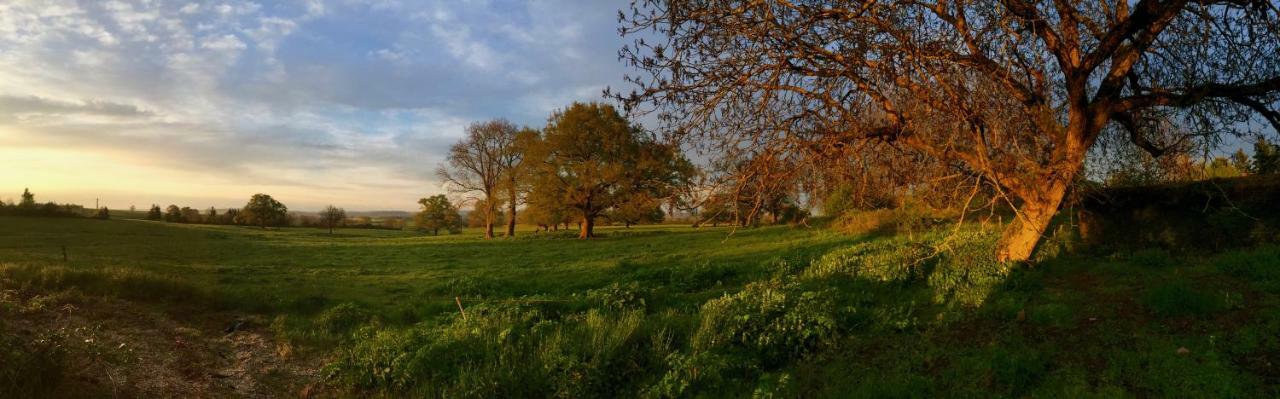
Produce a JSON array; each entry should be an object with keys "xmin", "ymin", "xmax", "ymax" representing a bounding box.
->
[{"xmin": 0, "ymin": 0, "xmax": 630, "ymax": 211}]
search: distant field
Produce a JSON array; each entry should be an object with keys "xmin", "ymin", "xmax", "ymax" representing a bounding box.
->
[
  {"xmin": 3, "ymin": 216, "xmax": 1279, "ymax": 397},
  {"xmin": 0, "ymin": 217, "xmax": 851, "ymax": 321}
]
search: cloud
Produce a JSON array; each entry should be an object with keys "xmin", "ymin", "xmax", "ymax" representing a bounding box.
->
[{"xmin": 0, "ymin": 0, "xmax": 633, "ymax": 210}]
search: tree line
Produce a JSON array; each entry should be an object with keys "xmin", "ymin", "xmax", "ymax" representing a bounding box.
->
[{"xmin": 0, "ymin": 188, "xmax": 108, "ymax": 219}]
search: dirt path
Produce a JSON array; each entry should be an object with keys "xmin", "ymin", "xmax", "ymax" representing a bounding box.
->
[{"xmin": 1, "ymin": 288, "xmax": 323, "ymax": 398}]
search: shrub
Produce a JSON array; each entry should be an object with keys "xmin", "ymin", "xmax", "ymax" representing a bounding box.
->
[
  {"xmin": 805, "ymin": 238, "xmax": 932, "ymax": 283},
  {"xmin": 587, "ymin": 282, "xmax": 648, "ymax": 311},
  {"xmin": 315, "ymin": 302, "xmax": 372, "ymax": 338},
  {"xmin": 927, "ymin": 230, "xmax": 1009, "ymax": 307},
  {"xmin": 692, "ymin": 279, "xmax": 838, "ymax": 364}
]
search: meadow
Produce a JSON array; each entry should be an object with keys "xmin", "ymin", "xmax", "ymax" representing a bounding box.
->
[{"xmin": 2, "ymin": 215, "xmax": 1279, "ymax": 397}]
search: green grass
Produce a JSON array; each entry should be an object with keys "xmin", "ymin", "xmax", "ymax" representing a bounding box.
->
[{"xmin": 2, "ymin": 216, "xmax": 1279, "ymax": 397}]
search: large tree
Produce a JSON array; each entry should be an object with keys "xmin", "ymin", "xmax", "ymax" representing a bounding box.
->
[
  {"xmin": 526, "ymin": 102, "xmax": 681, "ymax": 239},
  {"xmin": 240, "ymin": 193, "xmax": 288, "ymax": 229},
  {"xmin": 618, "ymin": 0, "xmax": 1280, "ymax": 261},
  {"xmin": 438, "ymin": 119, "xmax": 523, "ymax": 239}
]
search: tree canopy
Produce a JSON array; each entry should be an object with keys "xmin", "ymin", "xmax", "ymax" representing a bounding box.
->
[
  {"xmin": 240, "ymin": 194, "xmax": 288, "ymax": 229},
  {"xmin": 617, "ymin": 0, "xmax": 1280, "ymax": 261},
  {"xmin": 525, "ymin": 102, "xmax": 685, "ymax": 238}
]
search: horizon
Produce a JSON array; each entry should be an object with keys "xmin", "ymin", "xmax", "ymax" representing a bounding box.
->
[{"xmin": 0, "ymin": 1, "xmax": 629, "ymax": 212}]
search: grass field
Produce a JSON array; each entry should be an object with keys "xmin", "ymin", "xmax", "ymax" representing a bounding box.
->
[{"xmin": 2, "ymin": 216, "xmax": 1279, "ymax": 397}]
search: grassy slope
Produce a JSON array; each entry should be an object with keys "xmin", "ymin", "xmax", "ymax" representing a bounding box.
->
[
  {"xmin": 2, "ymin": 216, "xmax": 1278, "ymax": 397},
  {"xmin": 0, "ymin": 217, "xmax": 856, "ymax": 323}
]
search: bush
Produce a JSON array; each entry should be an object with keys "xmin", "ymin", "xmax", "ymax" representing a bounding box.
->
[
  {"xmin": 587, "ymin": 282, "xmax": 648, "ymax": 311},
  {"xmin": 315, "ymin": 302, "xmax": 372, "ymax": 338},
  {"xmin": 805, "ymin": 238, "xmax": 933, "ymax": 283},
  {"xmin": 692, "ymin": 279, "xmax": 838, "ymax": 364},
  {"xmin": 327, "ymin": 305, "xmax": 662, "ymax": 398},
  {"xmin": 927, "ymin": 230, "xmax": 1009, "ymax": 307}
]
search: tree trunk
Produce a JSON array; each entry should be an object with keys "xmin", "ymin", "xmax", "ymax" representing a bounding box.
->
[
  {"xmin": 507, "ymin": 203, "xmax": 517, "ymax": 238},
  {"xmin": 996, "ymin": 171, "xmax": 1074, "ymax": 262},
  {"xmin": 579, "ymin": 216, "xmax": 595, "ymax": 239}
]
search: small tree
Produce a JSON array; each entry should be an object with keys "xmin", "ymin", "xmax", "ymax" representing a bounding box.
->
[
  {"xmin": 415, "ymin": 195, "xmax": 461, "ymax": 235},
  {"xmin": 95, "ymin": 207, "xmax": 109, "ymax": 219},
  {"xmin": 1254, "ymin": 137, "xmax": 1280, "ymax": 175},
  {"xmin": 146, "ymin": 204, "xmax": 162, "ymax": 221},
  {"xmin": 206, "ymin": 207, "xmax": 218, "ymax": 224},
  {"xmin": 240, "ymin": 194, "xmax": 288, "ymax": 229},
  {"xmin": 320, "ymin": 205, "xmax": 346, "ymax": 234},
  {"xmin": 163, "ymin": 205, "xmax": 182, "ymax": 222},
  {"xmin": 18, "ymin": 188, "xmax": 35, "ymax": 210}
]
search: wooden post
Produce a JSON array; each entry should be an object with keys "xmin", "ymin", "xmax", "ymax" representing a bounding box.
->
[{"xmin": 454, "ymin": 296, "xmax": 467, "ymax": 320}]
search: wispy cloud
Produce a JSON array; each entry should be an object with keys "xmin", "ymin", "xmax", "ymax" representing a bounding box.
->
[{"xmin": 0, "ymin": 0, "xmax": 629, "ymax": 210}]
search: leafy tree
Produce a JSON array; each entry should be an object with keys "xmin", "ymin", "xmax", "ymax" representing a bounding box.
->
[
  {"xmin": 319, "ymin": 205, "xmax": 346, "ymax": 234},
  {"xmin": 1204, "ymin": 157, "xmax": 1245, "ymax": 179},
  {"xmin": 415, "ymin": 195, "xmax": 462, "ymax": 235},
  {"xmin": 205, "ymin": 207, "xmax": 218, "ymax": 224},
  {"xmin": 607, "ymin": 193, "xmax": 665, "ymax": 228},
  {"xmin": 619, "ymin": 0, "xmax": 1280, "ymax": 261},
  {"xmin": 180, "ymin": 207, "xmax": 202, "ymax": 223},
  {"xmin": 18, "ymin": 188, "xmax": 35, "ymax": 210},
  {"xmin": 1230, "ymin": 150, "xmax": 1253, "ymax": 176},
  {"xmin": 146, "ymin": 204, "xmax": 162, "ymax": 221},
  {"xmin": 1254, "ymin": 137, "xmax": 1280, "ymax": 175},
  {"xmin": 163, "ymin": 205, "xmax": 182, "ymax": 223},
  {"xmin": 525, "ymin": 102, "xmax": 682, "ymax": 239},
  {"xmin": 95, "ymin": 207, "xmax": 109, "ymax": 219},
  {"xmin": 240, "ymin": 193, "xmax": 288, "ymax": 229},
  {"xmin": 438, "ymin": 119, "xmax": 523, "ymax": 239}
]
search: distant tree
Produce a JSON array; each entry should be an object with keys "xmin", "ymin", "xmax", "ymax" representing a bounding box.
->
[
  {"xmin": 206, "ymin": 207, "xmax": 218, "ymax": 224},
  {"xmin": 240, "ymin": 194, "xmax": 288, "ymax": 229},
  {"xmin": 163, "ymin": 205, "xmax": 182, "ymax": 222},
  {"xmin": 438, "ymin": 119, "xmax": 523, "ymax": 239},
  {"xmin": 18, "ymin": 188, "xmax": 35, "ymax": 210},
  {"xmin": 95, "ymin": 207, "xmax": 110, "ymax": 219},
  {"xmin": 466, "ymin": 199, "xmax": 504, "ymax": 229},
  {"xmin": 221, "ymin": 208, "xmax": 240, "ymax": 225},
  {"xmin": 525, "ymin": 102, "xmax": 682, "ymax": 239},
  {"xmin": 320, "ymin": 205, "xmax": 346, "ymax": 234},
  {"xmin": 1205, "ymin": 156, "xmax": 1246, "ymax": 179},
  {"xmin": 146, "ymin": 204, "xmax": 162, "ymax": 221},
  {"xmin": 607, "ymin": 193, "xmax": 665, "ymax": 228},
  {"xmin": 415, "ymin": 195, "xmax": 462, "ymax": 235},
  {"xmin": 129, "ymin": 205, "xmax": 136, "ymax": 213},
  {"xmin": 180, "ymin": 207, "xmax": 202, "ymax": 223},
  {"xmin": 1230, "ymin": 150, "xmax": 1253, "ymax": 176},
  {"xmin": 1254, "ymin": 137, "xmax": 1280, "ymax": 175}
]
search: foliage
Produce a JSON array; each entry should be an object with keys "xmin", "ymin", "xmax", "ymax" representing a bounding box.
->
[
  {"xmin": 525, "ymin": 102, "xmax": 683, "ymax": 238},
  {"xmin": 320, "ymin": 205, "xmax": 346, "ymax": 233},
  {"xmin": 239, "ymin": 193, "xmax": 288, "ymax": 228},
  {"xmin": 414, "ymin": 195, "xmax": 461, "ymax": 235}
]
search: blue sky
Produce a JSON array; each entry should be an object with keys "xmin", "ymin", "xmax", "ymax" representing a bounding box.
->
[{"xmin": 0, "ymin": 0, "xmax": 630, "ymax": 211}]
